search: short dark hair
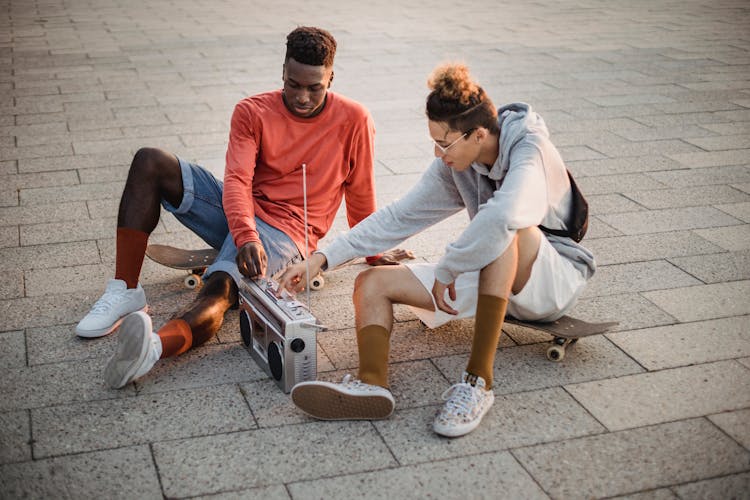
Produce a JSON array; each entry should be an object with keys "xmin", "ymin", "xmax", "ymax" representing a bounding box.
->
[{"xmin": 285, "ymin": 26, "xmax": 337, "ymax": 67}]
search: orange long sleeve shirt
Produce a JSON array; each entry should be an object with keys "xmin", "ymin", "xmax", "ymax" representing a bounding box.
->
[{"xmin": 223, "ymin": 90, "xmax": 377, "ymax": 256}]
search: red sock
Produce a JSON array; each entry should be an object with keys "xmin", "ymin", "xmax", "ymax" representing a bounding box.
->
[
  {"xmin": 157, "ymin": 319, "xmax": 193, "ymax": 358},
  {"xmin": 114, "ymin": 227, "xmax": 149, "ymax": 289}
]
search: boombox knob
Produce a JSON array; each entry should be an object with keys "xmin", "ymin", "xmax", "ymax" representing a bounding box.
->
[{"xmin": 290, "ymin": 338, "xmax": 305, "ymax": 353}]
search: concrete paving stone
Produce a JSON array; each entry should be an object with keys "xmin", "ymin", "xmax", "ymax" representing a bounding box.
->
[
  {"xmin": 32, "ymin": 384, "xmax": 256, "ymax": 458},
  {"xmin": 672, "ymin": 472, "xmax": 750, "ymax": 500},
  {"xmin": 318, "ymin": 319, "xmax": 515, "ymax": 371},
  {"xmin": 581, "ymin": 260, "xmax": 702, "ymax": 299},
  {"xmin": 374, "ymin": 387, "xmax": 604, "ymax": 466},
  {"xmin": 584, "ymin": 94, "xmax": 675, "ymax": 108},
  {"xmin": 716, "ymin": 201, "xmax": 750, "ymax": 223},
  {"xmin": 623, "ymin": 185, "xmax": 750, "ymax": 210},
  {"xmin": 25, "ymin": 263, "xmax": 112, "ymax": 297},
  {"xmin": 647, "ymin": 164, "xmax": 750, "ymax": 188},
  {"xmin": 0, "ymin": 355, "xmax": 135, "ymax": 411},
  {"xmin": 0, "ymin": 142, "xmax": 73, "ymax": 161},
  {"xmin": 20, "ymin": 216, "xmax": 117, "ymax": 246},
  {"xmin": 568, "ymin": 293, "xmax": 677, "ymax": 332},
  {"xmin": 701, "ymin": 122, "xmax": 750, "ymax": 136},
  {"xmin": 192, "ymin": 485, "xmax": 291, "ymax": 500},
  {"xmin": 669, "ymin": 249, "xmax": 750, "ymax": 283},
  {"xmin": 287, "ymin": 451, "xmax": 548, "ymax": 500},
  {"xmin": 685, "ymin": 134, "xmax": 750, "ymax": 151},
  {"xmin": 583, "ymin": 231, "xmax": 724, "ymax": 265},
  {"xmin": 513, "ymin": 419, "xmax": 749, "ymax": 500},
  {"xmin": 239, "ymin": 378, "xmax": 310, "ymax": 428},
  {"xmin": 635, "ymin": 112, "xmax": 734, "ymax": 128},
  {"xmin": 27, "ymin": 323, "xmax": 119, "ymax": 366},
  {"xmin": 0, "ymin": 160, "xmax": 17, "ymax": 175},
  {"xmin": 556, "ymin": 145, "xmax": 607, "ymax": 161},
  {"xmin": 0, "ymin": 190, "xmax": 19, "ymax": 208},
  {"xmin": 0, "ymin": 445, "xmax": 162, "ymax": 499},
  {"xmin": 72, "ymin": 135, "xmax": 184, "ymax": 155},
  {"xmin": 709, "ymin": 409, "xmax": 750, "ymax": 450},
  {"xmin": 643, "ymin": 280, "xmax": 750, "ymax": 322},
  {"xmin": 0, "ymin": 200, "xmax": 89, "ymax": 226},
  {"xmin": 17, "ymin": 150, "xmax": 133, "ymax": 173},
  {"xmin": 0, "ymin": 269, "xmax": 23, "ymax": 299},
  {"xmin": 15, "ymin": 127, "xmax": 125, "ymax": 148},
  {"xmin": 0, "ymin": 121, "xmax": 68, "ymax": 138},
  {"xmin": 588, "ymin": 194, "xmax": 646, "ymax": 214},
  {"xmin": 576, "ymin": 173, "xmax": 667, "ymax": 196},
  {"xmin": 610, "ymin": 489, "xmax": 678, "ymax": 500},
  {"xmin": 19, "ymin": 181, "xmax": 123, "ymax": 206},
  {"xmin": 0, "ymin": 410, "xmax": 31, "ymax": 465},
  {"xmin": 614, "ymin": 125, "xmax": 721, "ymax": 143},
  {"xmin": 589, "ymin": 138, "xmax": 704, "ymax": 158},
  {"xmin": 566, "ymin": 360, "xmax": 750, "ymax": 431},
  {"xmin": 608, "ymin": 316, "xmax": 750, "ymax": 370},
  {"xmin": 436, "ymin": 335, "xmax": 644, "ymax": 395},
  {"xmin": 135, "ymin": 343, "xmax": 267, "ymax": 395},
  {"xmin": 0, "ymin": 241, "xmax": 100, "ymax": 273},
  {"xmin": 598, "ymin": 206, "xmax": 742, "ymax": 235},
  {"xmin": 568, "ymin": 156, "xmax": 685, "ymax": 178},
  {"xmin": 0, "ymin": 330, "xmax": 25, "ymax": 369},
  {"xmin": 153, "ymin": 421, "xmax": 397, "ymax": 498},
  {"xmin": 693, "ymin": 224, "xmax": 750, "ymax": 251}
]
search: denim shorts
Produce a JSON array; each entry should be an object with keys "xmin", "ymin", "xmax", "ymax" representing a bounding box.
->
[{"xmin": 161, "ymin": 157, "xmax": 302, "ymax": 282}]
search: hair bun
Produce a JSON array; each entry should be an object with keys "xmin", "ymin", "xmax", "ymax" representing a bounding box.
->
[{"xmin": 427, "ymin": 63, "xmax": 480, "ymax": 106}]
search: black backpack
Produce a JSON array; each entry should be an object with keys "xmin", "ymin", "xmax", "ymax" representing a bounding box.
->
[{"xmin": 539, "ymin": 169, "xmax": 588, "ymax": 243}]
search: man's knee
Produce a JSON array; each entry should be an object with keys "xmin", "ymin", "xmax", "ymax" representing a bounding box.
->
[
  {"xmin": 199, "ymin": 271, "xmax": 238, "ymax": 302},
  {"xmin": 353, "ymin": 267, "xmax": 386, "ymax": 300},
  {"xmin": 130, "ymin": 147, "xmax": 178, "ymax": 181}
]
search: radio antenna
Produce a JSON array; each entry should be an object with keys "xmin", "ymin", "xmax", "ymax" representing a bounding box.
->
[{"xmin": 302, "ymin": 163, "xmax": 311, "ymax": 309}]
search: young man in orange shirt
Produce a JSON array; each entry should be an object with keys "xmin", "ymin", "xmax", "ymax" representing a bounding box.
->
[{"xmin": 76, "ymin": 27, "xmax": 410, "ymax": 388}]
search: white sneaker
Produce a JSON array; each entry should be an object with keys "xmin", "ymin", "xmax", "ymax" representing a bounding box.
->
[
  {"xmin": 76, "ymin": 279, "xmax": 147, "ymax": 338},
  {"xmin": 104, "ymin": 311, "xmax": 162, "ymax": 389},
  {"xmin": 291, "ymin": 374, "xmax": 395, "ymax": 420},
  {"xmin": 432, "ymin": 372, "xmax": 495, "ymax": 437}
]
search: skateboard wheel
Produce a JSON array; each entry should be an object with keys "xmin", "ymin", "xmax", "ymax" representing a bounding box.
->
[
  {"xmin": 184, "ymin": 274, "xmax": 201, "ymax": 289},
  {"xmin": 309, "ymin": 274, "xmax": 325, "ymax": 291},
  {"xmin": 546, "ymin": 345, "xmax": 565, "ymax": 362}
]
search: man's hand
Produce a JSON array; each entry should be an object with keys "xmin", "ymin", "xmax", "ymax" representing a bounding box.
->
[
  {"xmin": 432, "ymin": 279, "xmax": 458, "ymax": 315},
  {"xmin": 367, "ymin": 248, "xmax": 415, "ymax": 266},
  {"xmin": 237, "ymin": 241, "xmax": 268, "ymax": 278},
  {"xmin": 277, "ymin": 253, "xmax": 327, "ymax": 295}
]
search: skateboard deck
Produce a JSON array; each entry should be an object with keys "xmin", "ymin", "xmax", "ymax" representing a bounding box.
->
[
  {"xmin": 146, "ymin": 244, "xmax": 218, "ymax": 289},
  {"xmin": 145, "ymin": 244, "xmax": 326, "ymax": 290},
  {"xmin": 505, "ymin": 315, "xmax": 619, "ymax": 361}
]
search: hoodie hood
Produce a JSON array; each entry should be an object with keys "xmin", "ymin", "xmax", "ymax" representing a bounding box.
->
[{"xmin": 472, "ymin": 102, "xmax": 550, "ymax": 181}]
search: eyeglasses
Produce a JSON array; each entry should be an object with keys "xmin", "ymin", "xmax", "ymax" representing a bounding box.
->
[{"xmin": 432, "ymin": 129, "xmax": 473, "ymax": 154}]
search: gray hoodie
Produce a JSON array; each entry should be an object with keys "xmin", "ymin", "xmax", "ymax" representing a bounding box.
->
[{"xmin": 320, "ymin": 102, "xmax": 596, "ymax": 285}]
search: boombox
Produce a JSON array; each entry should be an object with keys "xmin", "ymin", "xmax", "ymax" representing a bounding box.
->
[{"xmin": 238, "ymin": 277, "xmax": 323, "ymax": 393}]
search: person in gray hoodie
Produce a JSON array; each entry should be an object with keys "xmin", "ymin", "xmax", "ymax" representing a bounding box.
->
[{"xmin": 277, "ymin": 63, "xmax": 596, "ymax": 437}]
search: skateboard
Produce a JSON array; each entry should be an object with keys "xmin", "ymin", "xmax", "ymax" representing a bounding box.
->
[
  {"xmin": 145, "ymin": 244, "xmax": 326, "ymax": 290},
  {"xmin": 505, "ymin": 315, "xmax": 619, "ymax": 362}
]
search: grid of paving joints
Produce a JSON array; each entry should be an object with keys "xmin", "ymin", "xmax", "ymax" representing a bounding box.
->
[{"xmin": 1, "ymin": 0, "xmax": 749, "ymax": 498}]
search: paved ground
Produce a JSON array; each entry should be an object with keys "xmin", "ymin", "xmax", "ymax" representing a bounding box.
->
[{"xmin": 1, "ymin": 0, "xmax": 749, "ymax": 498}]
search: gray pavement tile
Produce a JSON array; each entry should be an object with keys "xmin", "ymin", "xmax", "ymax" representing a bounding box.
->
[
  {"xmin": 577, "ymin": 173, "xmax": 667, "ymax": 195},
  {"xmin": 581, "ymin": 260, "xmax": 702, "ymax": 299},
  {"xmin": 0, "ymin": 355, "xmax": 135, "ymax": 411},
  {"xmin": 623, "ymin": 185, "xmax": 750, "ymax": 210},
  {"xmin": 32, "ymin": 384, "xmax": 256, "ymax": 458},
  {"xmin": 439, "ymin": 334, "xmax": 643, "ymax": 394},
  {"xmin": 701, "ymin": 122, "xmax": 750, "ymax": 135},
  {"xmin": 25, "ymin": 263, "xmax": 111, "ymax": 297},
  {"xmin": 192, "ymin": 485, "xmax": 291, "ymax": 500},
  {"xmin": 598, "ymin": 206, "xmax": 742, "ymax": 235},
  {"xmin": 0, "ymin": 410, "xmax": 31, "ymax": 465},
  {"xmin": 613, "ymin": 125, "xmax": 720, "ymax": 142},
  {"xmin": 513, "ymin": 419, "xmax": 749, "ymax": 500},
  {"xmin": 135, "ymin": 343, "xmax": 266, "ymax": 395},
  {"xmin": 667, "ymin": 149, "xmax": 750, "ymax": 168},
  {"xmin": 0, "ymin": 445, "xmax": 162, "ymax": 499},
  {"xmin": 0, "ymin": 160, "xmax": 17, "ymax": 176},
  {"xmin": 571, "ymin": 292, "xmax": 677, "ymax": 332},
  {"xmin": 19, "ymin": 181, "xmax": 124, "ymax": 205},
  {"xmin": 27, "ymin": 323, "xmax": 118, "ymax": 366},
  {"xmin": 0, "ymin": 290, "xmax": 113, "ymax": 331},
  {"xmin": 583, "ymin": 231, "xmax": 724, "ymax": 265},
  {"xmin": 0, "ymin": 241, "xmax": 101, "ymax": 272},
  {"xmin": 0, "ymin": 269, "xmax": 23, "ymax": 299},
  {"xmin": 591, "ymin": 139, "xmax": 704, "ymax": 158},
  {"xmin": 287, "ymin": 451, "xmax": 548, "ymax": 500},
  {"xmin": 152, "ymin": 422, "xmax": 397, "ymax": 498},
  {"xmin": 685, "ymin": 134, "xmax": 750, "ymax": 151},
  {"xmin": 669, "ymin": 249, "xmax": 750, "ymax": 283},
  {"xmin": 693, "ymin": 224, "xmax": 750, "ymax": 251},
  {"xmin": 78, "ymin": 164, "xmax": 129, "ymax": 184},
  {"xmin": 17, "ymin": 150, "xmax": 133, "ymax": 173},
  {"xmin": 610, "ymin": 489, "xmax": 679, "ymax": 500},
  {"xmin": 1, "ymin": 170, "xmax": 79, "ymax": 190},
  {"xmin": 608, "ymin": 316, "xmax": 750, "ymax": 370},
  {"xmin": 647, "ymin": 165, "xmax": 750, "ymax": 188},
  {"xmin": 566, "ymin": 360, "xmax": 750, "ymax": 431},
  {"xmin": 0, "ymin": 142, "xmax": 73, "ymax": 160},
  {"xmin": 709, "ymin": 409, "xmax": 750, "ymax": 450},
  {"xmin": 0, "ymin": 330, "xmax": 25, "ymax": 368},
  {"xmin": 643, "ymin": 280, "xmax": 750, "ymax": 322},
  {"xmin": 0, "ymin": 201, "xmax": 89, "ymax": 226},
  {"xmin": 374, "ymin": 387, "xmax": 604, "ymax": 466},
  {"xmin": 716, "ymin": 201, "xmax": 750, "ymax": 223},
  {"xmin": 239, "ymin": 378, "xmax": 309, "ymax": 428},
  {"xmin": 0, "ymin": 190, "xmax": 19, "ymax": 208},
  {"xmin": 556, "ymin": 145, "xmax": 607, "ymax": 161},
  {"xmin": 672, "ymin": 472, "xmax": 750, "ymax": 500},
  {"xmin": 588, "ymin": 193, "xmax": 646, "ymax": 214}
]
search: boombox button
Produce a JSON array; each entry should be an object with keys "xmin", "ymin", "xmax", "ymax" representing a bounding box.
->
[{"xmin": 290, "ymin": 338, "xmax": 305, "ymax": 353}]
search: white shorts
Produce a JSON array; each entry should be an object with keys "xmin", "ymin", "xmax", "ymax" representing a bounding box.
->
[{"xmin": 405, "ymin": 236, "xmax": 587, "ymax": 328}]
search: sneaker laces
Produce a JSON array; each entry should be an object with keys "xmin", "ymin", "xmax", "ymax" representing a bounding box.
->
[
  {"xmin": 440, "ymin": 382, "xmax": 479, "ymax": 419},
  {"xmin": 340, "ymin": 374, "xmax": 380, "ymax": 392},
  {"xmin": 89, "ymin": 290, "xmax": 130, "ymax": 314}
]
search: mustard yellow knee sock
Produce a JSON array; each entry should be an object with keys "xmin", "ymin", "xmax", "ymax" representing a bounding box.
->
[
  {"xmin": 356, "ymin": 324, "xmax": 391, "ymax": 388},
  {"xmin": 466, "ymin": 294, "xmax": 508, "ymax": 388}
]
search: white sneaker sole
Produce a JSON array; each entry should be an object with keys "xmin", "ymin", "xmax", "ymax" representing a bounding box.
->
[
  {"xmin": 76, "ymin": 305, "xmax": 148, "ymax": 338},
  {"xmin": 104, "ymin": 312, "xmax": 151, "ymax": 389},
  {"xmin": 433, "ymin": 393, "xmax": 495, "ymax": 438},
  {"xmin": 292, "ymin": 381, "xmax": 395, "ymax": 420}
]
